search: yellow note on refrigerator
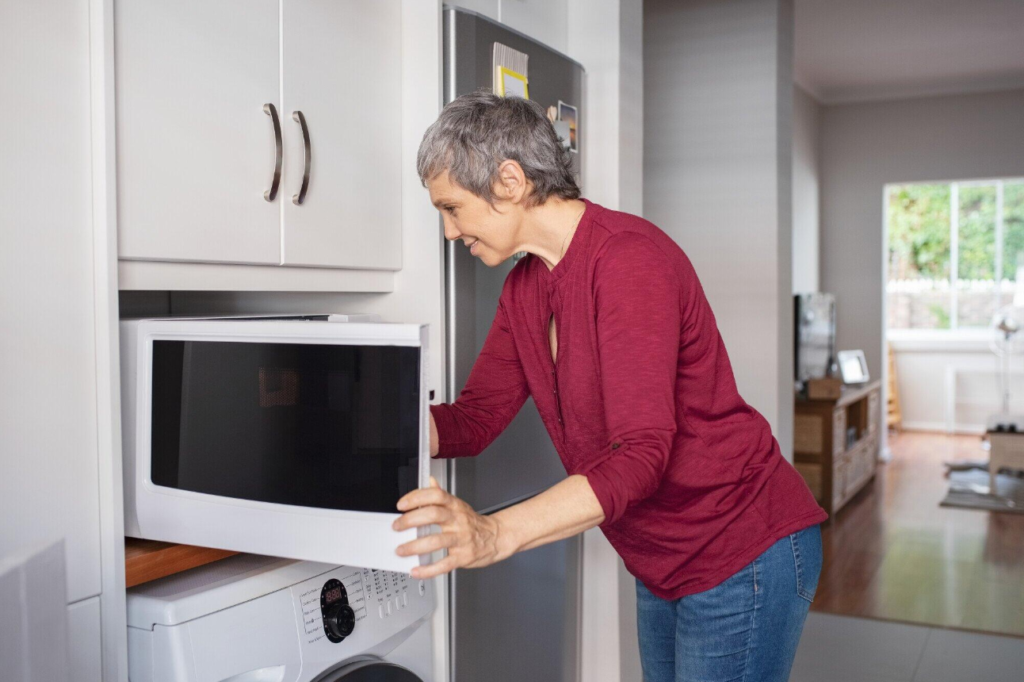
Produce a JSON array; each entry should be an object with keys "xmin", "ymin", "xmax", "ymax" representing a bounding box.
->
[{"xmin": 496, "ymin": 66, "xmax": 529, "ymax": 99}]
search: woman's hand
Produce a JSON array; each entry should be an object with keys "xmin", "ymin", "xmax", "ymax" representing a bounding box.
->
[
  {"xmin": 395, "ymin": 474, "xmax": 604, "ymax": 580},
  {"xmin": 394, "ymin": 477, "xmax": 514, "ymax": 579}
]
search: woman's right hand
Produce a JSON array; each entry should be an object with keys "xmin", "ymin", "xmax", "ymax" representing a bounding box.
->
[{"xmin": 429, "ymin": 411, "xmax": 439, "ymax": 457}]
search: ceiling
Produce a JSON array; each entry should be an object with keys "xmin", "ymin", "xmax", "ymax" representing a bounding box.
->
[{"xmin": 795, "ymin": 0, "xmax": 1024, "ymax": 104}]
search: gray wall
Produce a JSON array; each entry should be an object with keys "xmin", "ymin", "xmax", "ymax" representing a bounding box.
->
[
  {"xmin": 793, "ymin": 85, "xmax": 821, "ymax": 293},
  {"xmin": 820, "ymin": 88, "xmax": 1024, "ymax": 380},
  {"xmin": 618, "ymin": 0, "xmax": 643, "ymax": 218},
  {"xmin": 644, "ymin": 0, "xmax": 795, "ymax": 461}
]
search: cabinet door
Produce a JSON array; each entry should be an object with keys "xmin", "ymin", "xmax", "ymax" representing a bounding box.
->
[
  {"xmin": 2, "ymin": 0, "xmax": 101, "ymax": 605},
  {"xmin": 68, "ymin": 598, "xmax": 102, "ymax": 682},
  {"xmin": 794, "ymin": 413, "xmax": 824, "ymax": 456},
  {"xmin": 281, "ymin": 0, "xmax": 403, "ymax": 270},
  {"xmin": 832, "ymin": 409, "xmax": 847, "ymax": 456},
  {"xmin": 115, "ymin": 0, "xmax": 282, "ymax": 265}
]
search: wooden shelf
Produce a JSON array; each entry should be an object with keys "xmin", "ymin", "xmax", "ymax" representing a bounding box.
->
[
  {"xmin": 794, "ymin": 380, "xmax": 882, "ymax": 520},
  {"xmin": 125, "ymin": 538, "xmax": 238, "ymax": 588}
]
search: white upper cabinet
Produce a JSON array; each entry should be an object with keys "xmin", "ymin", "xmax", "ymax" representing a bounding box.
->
[
  {"xmin": 115, "ymin": 0, "xmax": 282, "ymax": 266},
  {"xmin": 281, "ymin": 0, "xmax": 402, "ymax": 270},
  {"xmin": 115, "ymin": 0, "xmax": 404, "ymax": 274}
]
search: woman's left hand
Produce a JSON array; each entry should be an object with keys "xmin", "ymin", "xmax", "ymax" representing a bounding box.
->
[{"xmin": 394, "ymin": 477, "xmax": 512, "ymax": 579}]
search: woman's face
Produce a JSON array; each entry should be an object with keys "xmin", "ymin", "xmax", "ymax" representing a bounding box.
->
[{"xmin": 427, "ymin": 171, "xmax": 523, "ymax": 267}]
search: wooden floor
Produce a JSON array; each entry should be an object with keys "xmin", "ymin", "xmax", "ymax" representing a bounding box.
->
[{"xmin": 812, "ymin": 431, "xmax": 1024, "ymax": 638}]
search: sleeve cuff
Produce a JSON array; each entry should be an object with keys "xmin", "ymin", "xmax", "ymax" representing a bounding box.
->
[
  {"xmin": 429, "ymin": 403, "xmax": 470, "ymax": 458},
  {"xmin": 584, "ymin": 461, "xmax": 624, "ymax": 526},
  {"xmin": 580, "ymin": 430, "xmax": 674, "ymax": 526}
]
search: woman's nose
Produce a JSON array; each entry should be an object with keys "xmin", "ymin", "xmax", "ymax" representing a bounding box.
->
[{"xmin": 442, "ymin": 219, "xmax": 461, "ymax": 242}]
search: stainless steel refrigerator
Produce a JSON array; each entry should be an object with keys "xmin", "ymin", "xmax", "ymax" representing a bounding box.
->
[{"xmin": 442, "ymin": 6, "xmax": 585, "ymax": 682}]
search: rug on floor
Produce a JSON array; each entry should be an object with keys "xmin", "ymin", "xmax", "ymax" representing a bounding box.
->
[{"xmin": 940, "ymin": 468, "xmax": 1024, "ymax": 513}]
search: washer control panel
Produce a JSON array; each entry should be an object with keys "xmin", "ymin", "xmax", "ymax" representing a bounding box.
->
[
  {"xmin": 294, "ymin": 565, "xmax": 434, "ymax": 653},
  {"xmin": 363, "ymin": 568, "xmax": 428, "ymax": 620},
  {"xmin": 320, "ymin": 578, "xmax": 355, "ymax": 643}
]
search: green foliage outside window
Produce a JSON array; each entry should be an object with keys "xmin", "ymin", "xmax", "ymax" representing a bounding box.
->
[
  {"xmin": 887, "ymin": 180, "xmax": 1024, "ymax": 331},
  {"xmin": 888, "ymin": 181, "xmax": 1024, "ymax": 282},
  {"xmin": 1005, "ymin": 183, "xmax": 1024, "ymax": 279},
  {"xmin": 887, "ymin": 184, "xmax": 950, "ymax": 280},
  {"xmin": 957, "ymin": 185, "xmax": 995, "ymax": 280}
]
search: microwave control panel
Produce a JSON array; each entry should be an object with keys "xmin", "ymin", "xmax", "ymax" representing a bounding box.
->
[{"xmin": 292, "ymin": 564, "xmax": 434, "ymax": 661}]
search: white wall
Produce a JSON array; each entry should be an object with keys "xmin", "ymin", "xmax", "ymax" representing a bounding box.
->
[
  {"xmin": 644, "ymin": 0, "xmax": 795, "ymax": 462},
  {"xmin": 889, "ymin": 334, "xmax": 1024, "ymax": 434},
  {"xmin": 446, "ymin": 0, "xmax": 569, "ymax": 54},
  {"xmin": 793, "ymin": 85, "xmax": 821, "ymax": 293},
  {"xmin": 820, "ymin": 88, "xmax": 1024, "ymax": 385},
  {"xmin": 447, "ymin": 0, "xmax": 498, "ymax": 21}
]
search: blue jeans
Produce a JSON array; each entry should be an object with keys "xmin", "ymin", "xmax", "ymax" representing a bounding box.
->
[{"xmin": 635, "ymin": 524, "xmax": 823, "ymax": 682}]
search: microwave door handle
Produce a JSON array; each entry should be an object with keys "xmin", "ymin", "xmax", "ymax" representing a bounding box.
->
[{"xmin": 263, "ymin": 103, "xmax": 283, "ymax": 202}]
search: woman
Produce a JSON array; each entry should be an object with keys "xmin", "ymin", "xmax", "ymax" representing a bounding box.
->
[{"xmin": 393, "ymin": 91, "xmax": 828, "ymax": 682}]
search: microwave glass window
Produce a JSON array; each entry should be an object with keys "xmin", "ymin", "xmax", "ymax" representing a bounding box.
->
[{"xmin": 150, "ymin": 340, "xmax": 421, "ymax": 513}]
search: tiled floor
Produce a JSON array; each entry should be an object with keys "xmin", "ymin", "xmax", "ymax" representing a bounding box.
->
[{"xmin": 791, "ymin": 612, "xmax": 1024, "ymax": 682}]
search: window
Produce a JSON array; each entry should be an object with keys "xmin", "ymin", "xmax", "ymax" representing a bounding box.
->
[{"xmin": 887, "ymin": 179, "xmax": 1024, "ymax": 330}]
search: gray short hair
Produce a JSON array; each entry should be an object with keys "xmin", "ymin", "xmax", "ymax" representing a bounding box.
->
[{"xmin": 417, "ymin": 90, "xmax": 580, "ymax": 205}]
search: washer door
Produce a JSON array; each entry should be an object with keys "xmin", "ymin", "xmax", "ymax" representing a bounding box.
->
[{"xmin": 315, "ymin": 659, "xmax": 424, "ymax": 682}]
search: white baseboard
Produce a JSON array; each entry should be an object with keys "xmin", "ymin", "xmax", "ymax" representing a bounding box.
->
[{"xmin": 901, "ymin": 420, "xmax": 986, "ymax": 435}]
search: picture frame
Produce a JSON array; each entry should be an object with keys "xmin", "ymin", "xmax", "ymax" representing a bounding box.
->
[
  {"xmin": 557, "ymin": 100, "xmax": 578, "ymax": 153},
  {"xmin": 837, "ymin": 349, "xmax": 870, "ymax": 385}
]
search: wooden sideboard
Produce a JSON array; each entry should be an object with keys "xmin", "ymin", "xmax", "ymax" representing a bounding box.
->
[{"xmin": 794, "ymin": 380, "xmax": 881, "ymax": 519}]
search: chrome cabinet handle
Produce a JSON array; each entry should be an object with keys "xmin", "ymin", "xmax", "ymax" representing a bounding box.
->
[
  {"xmin": 292, "ymin": 110, "xmax": 311, "ymax": 205},
  {"xmin": 263, "ymin": 103, "xmax": 283, "ymax": 202}
]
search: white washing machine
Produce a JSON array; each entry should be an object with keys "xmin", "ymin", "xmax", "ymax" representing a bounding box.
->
[{"xmin": 127, "ymin": 554, "xmax": 435, "ymax": 682}]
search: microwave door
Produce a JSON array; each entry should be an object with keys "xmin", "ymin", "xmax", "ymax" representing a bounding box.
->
[
  {"xmin": 129, "ymin": 320, "xmax": 431, "ymax": 573},
  {"xmin": 166, "ymin": 341, "xmax": 420, "ymax": 511}
]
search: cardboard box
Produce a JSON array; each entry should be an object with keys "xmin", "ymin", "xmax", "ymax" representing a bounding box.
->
[{"xmin": 807, "ymin": 377, "xmax": 843, "ymax": 401}]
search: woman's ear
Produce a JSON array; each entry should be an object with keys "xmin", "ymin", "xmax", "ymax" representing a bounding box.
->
[{"xmin": 495, "ymin": 159, "xmax": 528, "ymax": 204}]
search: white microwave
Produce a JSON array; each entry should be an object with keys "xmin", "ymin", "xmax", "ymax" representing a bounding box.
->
[{"xmin": 120, "ymin": 316, "xmax": 431, "ymax": 573}]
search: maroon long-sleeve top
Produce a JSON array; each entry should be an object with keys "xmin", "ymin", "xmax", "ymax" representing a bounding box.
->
[{"xmin": 431, "ymin": 200, "xmax": 828, "ymax": 599}]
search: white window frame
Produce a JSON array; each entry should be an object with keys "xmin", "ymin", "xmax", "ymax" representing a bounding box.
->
[{"xmin": 886, "ymin": 176, "xmax": 1023, "ymax": 334}]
